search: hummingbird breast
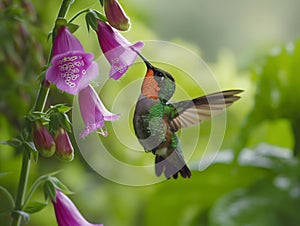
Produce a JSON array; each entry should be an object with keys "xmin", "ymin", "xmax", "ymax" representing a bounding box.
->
[{"xmin": 133, "ymin": 95, "xmax": 173, "ymax": 152}]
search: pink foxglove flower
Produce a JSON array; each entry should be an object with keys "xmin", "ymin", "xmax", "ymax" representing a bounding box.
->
[
  {"xmin": 52, "ymin": 190, "xmax": 103, "ymax": 226},
  {"xmin": 96, "ymin": 20, "xmax": 144, "ymax": 80},
  {"xmin": 104, "ymin": 0, "xmax": 130, "ymax": 31},
  {"xmin": 54, "ymin": 127, "xmax": 74, "ymax": 161},
  {"xmin": 78, "ymin": 85, "xmax": 119, "ymax": 138},
  {"xmin": 46, "ymin": 26, "xmax": 98, "ymax": 95}
]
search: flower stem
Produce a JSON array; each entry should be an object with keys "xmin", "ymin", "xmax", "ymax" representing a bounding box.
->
[
  {"xmin": 11, "ymin": 153, "xmax": 30, "ymax": 226},
  {"xmin": 69, "ymin": 8, "xmax": 90, "ymax": 23},
  {"xmin": 11, "ymin": 1, "xmax": 73, "ymax": 225}
]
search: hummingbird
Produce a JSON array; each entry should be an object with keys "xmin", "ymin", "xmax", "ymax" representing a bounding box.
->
[{"xmin": 133, "ymin": 53, "xmax": 243, "ymax": 179}]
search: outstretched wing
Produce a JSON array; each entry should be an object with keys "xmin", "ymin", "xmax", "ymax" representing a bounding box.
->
[{"xmin": 169, "ymin": 90, "xmax": 243, "ymax": 132}]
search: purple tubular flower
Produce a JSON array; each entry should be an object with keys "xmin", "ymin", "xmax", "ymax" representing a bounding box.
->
[
  {"xmin": 52, "ymin": 190, "xmax": 103, "ymax": 226},
  {"xmin": 46, "ymin": 26, "xmax": 98, "ymax": 95},
  {"xmin": 33, "ymin": 121, "xmax": 55, "ymax": 158},
  {"xmin": 79, "ymin": 85, "xmax": 119, "ymax": 138},
  {"xmin": 96, "ymin": 20, "xmax": 144, "ymax": 80},
  {"xmin": 54, "ymin": 127, "xmax": 74, "ymax": 161},
  {"xmin": 104, "ymin": 0, "xmax": 130, "ymax": 31}
]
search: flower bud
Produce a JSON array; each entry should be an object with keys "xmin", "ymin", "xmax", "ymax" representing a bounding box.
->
[
  {"xmin": 33, "ymin": 121, "xmax": 55, "ymax": 157},
  {"xmin": 54, "ymin": 127, "xmax": 74, "ymax": 161},
  {"xmin": 104, "ymin": 0, "xmax": 130, "ymax": 31}
]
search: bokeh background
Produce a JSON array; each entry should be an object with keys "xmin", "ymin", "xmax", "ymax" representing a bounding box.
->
[{"xmin": 1, "ymin": 0, "xmax": 300, "ymax": 225}]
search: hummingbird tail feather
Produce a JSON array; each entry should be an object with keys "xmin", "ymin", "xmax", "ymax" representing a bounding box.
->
[
  {"xmin": 179, "ymin": 165, "xmax": 192, "ymax": 179},
  {"xmin": 155, "ymin": 155, "xmax": 191, "ymax": 179}
]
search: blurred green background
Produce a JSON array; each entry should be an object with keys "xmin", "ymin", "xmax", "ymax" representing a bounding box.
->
[{"xmin": 1, "ymin": 0, "xmax": 300, "ymax": 225}]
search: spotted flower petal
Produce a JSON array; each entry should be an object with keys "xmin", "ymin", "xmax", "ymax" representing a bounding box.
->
[
  {"xmin": 46, "ymin": 26, "xmax": 98, "ymax": 95},
  {"xmin": 52, "ymin": 190, "xmax": 103, "ymax": 226},
  {"xmin": 78, "ymin": 85, "xmax": 120, "ymax": 138},
  {"xmin": 96, "ymin": 20, "xmax": 144, "ymax": 79}
]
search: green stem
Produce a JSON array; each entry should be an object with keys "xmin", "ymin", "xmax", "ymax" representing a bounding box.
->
[
  {"xmin": 57, "ymin": 0, "xmax": 73, "ymax": 18},
  {"xmin": 69, "ymin": 8, "xmax": 90, "ymax": 23},
  {"xmin": 11, "ymin": 154, "xmax": 30, "ymax": 226},
  {"xmin": 11, "ymin": 1, "xmax": 74, "ymax": 225}
]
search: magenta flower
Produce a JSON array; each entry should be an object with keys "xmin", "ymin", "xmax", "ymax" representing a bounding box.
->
[
  {"xmin": 104, "ymin": 0, "xmax": 130, "ymax": 31},
  {"xmin": 52, "ymin": 190, "xmax": 103, "ymax": 226},
  {"xmin": 54, "ymin": 127, "xmax": 74, "ymax": 161},
  {"xmin": 46, "ymin": 26, "xmax": 98, "ymax": 95},
  {"xmin": 33, "ymin": 121, "xmax": 55, "ymax": 157},
  {"xmin": 96, "ymin": 20, "xmax": 144, "ymax": 79},
  {"xmin": 78, "ymin": 85, "xmax": 119, "ymax": 138}
]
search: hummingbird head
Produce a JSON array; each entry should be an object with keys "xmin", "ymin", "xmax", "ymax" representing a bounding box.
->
[
  {"xmin": 137, "ymin": 52, "xmax": 175, "ymax": 103},
  {"xmin": 142, "ymin": 65, "xmax": 175, "ymax": 103}
]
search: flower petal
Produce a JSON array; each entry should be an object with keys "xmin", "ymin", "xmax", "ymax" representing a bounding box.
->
[
  {"xmin": 79, "ymin": 85, "xmax": 119, "ymax": 138},
  {"xmin": 53, "ymin": 26, "xmax": 84, "ymax": 56},
  {"xmin": 52, "ymin": 190, "xmax": 103, "ymax": 226},
  {"xmin": 106, "ymin": 41, "xmax": 144, "ymax": 79},
  {"xmin": 96, "ymin": 21, "xmax": 144, "ymax": 80},
  {"xmin": 46, "ymin": 51, "xmax": 98, "ymax": 95}
]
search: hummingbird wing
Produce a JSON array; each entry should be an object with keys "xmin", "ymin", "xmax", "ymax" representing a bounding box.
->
[{"xmin": 169, "ymin": 90, "xmax": 243, "ymax": 132}]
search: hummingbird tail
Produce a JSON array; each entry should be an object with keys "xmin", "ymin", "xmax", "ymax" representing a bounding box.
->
[{"xmin": 155, "ymin": 155, "xmax": 191, "ymax": 179}]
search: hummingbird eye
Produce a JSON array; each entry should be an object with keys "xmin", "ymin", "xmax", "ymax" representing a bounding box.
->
[{"xmin": 158, "ymin": 72, "xmax": 164, "ymax": 77}]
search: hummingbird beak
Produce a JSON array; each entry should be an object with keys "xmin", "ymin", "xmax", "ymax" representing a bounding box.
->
[{"xmin": 134, "ymin": 50, "xmax": 154, "ymax": 69}]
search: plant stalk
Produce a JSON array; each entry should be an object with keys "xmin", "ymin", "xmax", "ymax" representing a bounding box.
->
[{"xmin": 11, "ymin": 1, "xmax": 73, "ymax": 225}]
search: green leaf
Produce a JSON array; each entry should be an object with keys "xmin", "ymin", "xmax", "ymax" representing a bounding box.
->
[
  {"xmin": 0, "ymin": 186, "xmax": 15, "ymax": 209},
  {"xmin": 23, "ymin": 141, "xmax": 38, "ymax": 162},
  {"xmin": 93, "ymin": 10, "xmax": 107, "ymax": 22},
  {"xmin": 43, "ymin": 175, "xmax": 72, "ymax": 202},
  {"xmin": 210, "ymin": 146, "xmax": 300, "ymax": 226},
  {"xmin": 47, "ymin": 104, "xmax": 71, "ymax": 114},
  {"xmin": 85, "ymin": 10, "xmax": 106, "ymax": 32},
  {"xmin": 99, "ymin": 0, "xmax": 104, "ymax": 7},
  {"xmin": 47, "ymin": 104, "xmax": 72, "ymax": 133},
  {"xmin": 23, "ymin": 201, "xmax": 48, "ymax": 214},
  {"xmin": 234, "ymin": 40, "xmax": 300, "ymax": 154},
  {"xmin": 67, "ymin": 23, "xmax": 79, "ymax": 33},
  {"xmin": 44, "ymin": 180, "xmax": 56, "ymax": 201},
  {"xmin": 49, "ymin": 177, "xmax": 73, "ymax": 195},
  {"xmin": 27, "ymin": 111, "xmax": 49, "ymax": 123},
  {"xmin": 21, "ymin": 118, "xmax": 32, "ymax": 141},
  {"xmin": 85, "ymin": 11, "xmax": 98, "ymax": 32},
  {"xmin": 49, "ymin": 111, "xmax": 72, "ymax": 133},
  {"xmin": 209, "ymin": 181, "xmax": 300, "ymax": 226},
  {"xmin": 5, "ymin": 138, "xmax": 22, "ymax": 148}
]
